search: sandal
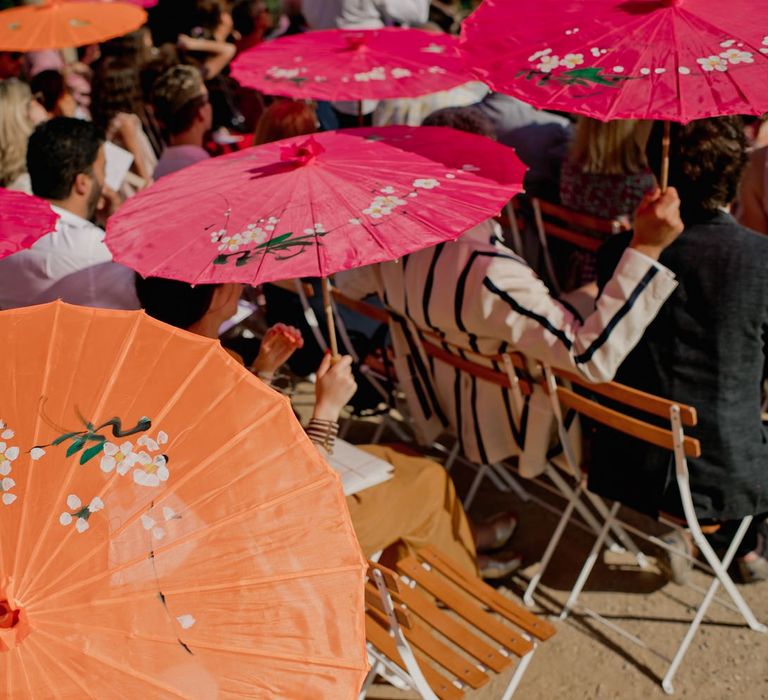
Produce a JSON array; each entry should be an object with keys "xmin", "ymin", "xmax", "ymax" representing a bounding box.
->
[
  {"xmin": 473, "ymin": 511, "xmax": 518, "ymax": 552},
  {"xmin": 657, "ymin": 530, "xmax": 696, "ymax": 585},
  {"xmin": 477, "ymin": 550, "xmax": 523, "ymax": 580}
]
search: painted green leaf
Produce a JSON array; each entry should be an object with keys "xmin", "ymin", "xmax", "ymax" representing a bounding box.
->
[
  {"xmin": 66, "ymin": 438, "xmax": 86, "ymax": 458},
  {"xmin": 257, "ymin": 232, "xmax": 293, "ymax": 249},
  {"xmin": 80, "ymin": 442, "xmax": 106, "ymax": 465},
  {"xmin": 213, "ymin": 255, "xmax": 228, "ymax": 265}
]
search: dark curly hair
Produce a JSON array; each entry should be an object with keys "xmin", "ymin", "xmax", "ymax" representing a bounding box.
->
[{"xmin": 665, "ymin": 117, "xmax": 748, "ymax": 219}]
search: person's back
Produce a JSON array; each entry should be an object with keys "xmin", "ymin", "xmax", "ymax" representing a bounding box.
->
[{"xmin": 593, "ymin": 117, "xmax": 768, "ymax": 523}]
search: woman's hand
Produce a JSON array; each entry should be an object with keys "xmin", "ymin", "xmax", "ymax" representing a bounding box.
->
[
  {"xmin": 313, "ymin": 354, "xmax": 357, "ymax": 422},
  {"xmin": 251, "ymin": 324, "xmax": 304, "ymax": 379}
]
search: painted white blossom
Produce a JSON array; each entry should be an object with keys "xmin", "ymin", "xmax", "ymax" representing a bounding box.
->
[
  {"xmin": 391, "ymin": 68, "xmax": 412, "ymax": 79},
  {"xmin": 353, "ymin": 67, "xmax": 386, "ymax": 82},
  {"xmin": 528, "ymin": 48, "xmax": 552, "ymax": 63},
  {"xmin": 59, "ymin": 495, "xmax": 103, "ymax": 533},
  {"xmin": 537, "ymin": 54, "xmax": 561, "ymax": 73},
  {"xmin": 421, "ymin": 43, "xmax": 445, "ymax": 54},
  {"xmin": 133, "ymin": 455, "xmax": 170, "ymax": 488},
  {"xmin": 1, "ymin": 476, "xmax": 16, "ymax": 506},
  {"xmin": 426, "ymin": 66, "xmax": 446, "ymax": 74},
  {"xmin": 30, "ymin": 447, "xmax": 45, "ymax": 461},
  {"xmin": 412, "ymin": 178, "xmax": 440, "ymax": 190},
  {"xmin": 177, "ymin": 614, "xmax": 196, "ymax": 629},
  {"xmin": 697, "ymin": 55, "xmax": 728, "ymax": 72},
  {"xmin": 0, "ymin": 441, "xmax": 19, "ymax": 475},
  {"xmin": 100, "ymin": 441, "xmax": 140, "ymax": 476},
  {"xmin": 560, "ymin": 53, "xmax": 584, "ymax": 69},
  {"xmin": 719, "ymin": 48, "xmax": 753, "ymax": 64},
  {"xmin": 267, "ymin": 67, "xmax": 301, "ymax": 80}
]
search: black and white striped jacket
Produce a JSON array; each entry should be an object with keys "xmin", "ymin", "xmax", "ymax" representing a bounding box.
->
[{"xmin": 337, "ymin": 221, "xmax": 678, "ymax": 475}]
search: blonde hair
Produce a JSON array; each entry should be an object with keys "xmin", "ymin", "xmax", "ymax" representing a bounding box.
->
[
  {"xmin": 569, "ymin": 117, "xmax": 651, "ymax": 175},
  {"xmin": 0, "ymin": 79, "xmax": 35, "ymax": 186}
]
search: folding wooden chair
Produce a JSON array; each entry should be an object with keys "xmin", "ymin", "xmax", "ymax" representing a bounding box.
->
[
  {"xmin": 531, "ymin": 364, "xmax": 767, "ymax": 693},
  {"xmin": 362, "ymin": 547, "xmax": 556, "ymax": 699},
  {"xmin": 530, "ymin": 198, "xmax": 630, "ymax": 294}
]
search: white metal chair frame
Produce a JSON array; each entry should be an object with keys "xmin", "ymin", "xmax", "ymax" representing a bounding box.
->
[{"xmin": 528, "ymin": 364, "xmax": 767, "ymax": 694}]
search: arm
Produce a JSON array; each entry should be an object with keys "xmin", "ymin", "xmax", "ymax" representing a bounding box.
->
[
  {"xmin": 478, "ymin": 189, "xmax": 682, "ymax": 383},
  {"xmin": 306, "ymin": 354, "xmax": 357, "ymax": 453},
  {"xmin": 178, "ymin": 35, "xmax": 236, "ymax": 79},
  {"xmin": 113, "ymin": 114, "xmax": 154, "ymax": 185}
]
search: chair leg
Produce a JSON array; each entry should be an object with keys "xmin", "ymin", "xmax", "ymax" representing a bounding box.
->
[
  {"xmin": 443, "ymin": 441, "xmax": 460, "ymax": 473},
  {"xmin": 584, "ymin": 490, "xmax": 650, "ymax": 568},
  {"xmin": 500, "ymin": 645, "xmax": 536, "ymax": 700},
  {"xmin": 358, "ymin": 659, "xmax": 383, "ymax": 699},
  {"xmin": 662, "ymin": 516, "xmax": 767, "ymax": 694},
  {"xmin": 464, "ymin": 463, "xmax": 490, "ymax": 509},
  {"xmin": 524, "ymin": 481, "xmax": 583, "ymax": 607},
  {"xmin": 492, "ymin": 463, "xmax": 531, "ymax": 502},
  {"xmin": 560, "ymin": 501, "xmax": 620, "ymax": 620}
]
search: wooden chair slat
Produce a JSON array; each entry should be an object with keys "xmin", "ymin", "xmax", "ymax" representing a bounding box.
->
[
  {"xmin": 418, "ymin": 329, "xmax": 528, "ymax": 372},
  {"xmin": 551, "ymin": 367, "xmax": 698, "ymax": 426},
  {"xmin": 540, "ymin": 221, "xmax": 604, "ymax": 252},
  {"xmin": 365, "ymin": 582, "xmax": 412, "ymax": 629},
  {"xmin": 331, "ymin": 290, "xmax": 390, "ymax": 324},
  {"xmin": 396, "ymin": 580, "xmax": 512, "ymax": 674},
  {"xmin": 367, "ymin": 607, "xmax": 489, "ymax": 690},
  {"xmin": 367, "ymin": 561, "xmax": 401, "ymax": 593},
  {"xmin": 397, "ymin": 557, "xmax": 534, "ymax": 657},
  {"xmin": 365, "ymin": 615, "xmax": 466, "ymax": 700},
  {"xmin": 421, "ymin": 340, "xmax": 533, "ymax": 396},
  {"xmin": 557, "ymin": 386, "xmax": 701, "ymax": 458},
  {"xmin": 418, "ymin": 547, "xmax": 556, "ymax": 642},
  {"xmin": 536, "ymin": 198, "xmax": 629, "ymax": 235},
  {"xmin": 269, "ymin": 278, "xmax": 315, "ymax": 298}
]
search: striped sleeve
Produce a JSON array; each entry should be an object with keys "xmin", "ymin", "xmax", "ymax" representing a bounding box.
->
[{"xmin": 479, "ymin": 248, "xmax": 678, "ymax": 383}]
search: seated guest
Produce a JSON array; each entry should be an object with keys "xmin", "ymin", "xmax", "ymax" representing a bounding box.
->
[
  {"xmin": 595, "ymin": 117, "xmax": 768, "ymax": 583},
  {"xmin": 29, "ymin": 69, "xmax": 77, "ymax": 119},
  {"xmin": 472, "ymin": 92, "xmax": 572, "ymax": 201},
  {"xmin": 336, "ymin": 129, "xmax": 684, "ymax": 478},
  {"xmin": 253, "ymin": 99, "xmax": 319, "ymax": 146},
  {"xmin": 135, "ymin": 275, "xmax": 522, "ymax": 578},
  {"xmin": 0, "ymin": 78, "xmax": 48, "ymax": 192},
  {"xmin": 152, "ymin": 65, "xmax": 212, "ymax": 178},
  {"xmin": 0, "ymin": 118, "xmax": 139, "ymax": 310},
  {"xmin": 561, "ymin": 117, "xmax": 655, "ymax": 220}
]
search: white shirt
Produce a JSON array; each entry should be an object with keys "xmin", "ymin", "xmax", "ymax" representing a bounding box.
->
[
  {"xmin": 301, "ymin": 0, "xmax": 430, "ymax": 116},
  {"xmin": 301, "ymin": 0, "xmax": 429, "ymax": 29},
  {"xmin": 0, "ymin": 205, "xmax": 139, "ymax": 310}
]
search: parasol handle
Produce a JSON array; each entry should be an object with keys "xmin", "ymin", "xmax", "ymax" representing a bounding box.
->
[
  {"xmin": 322, "ymin": 277, "xmax": 339, "ymax": 359},
  {"xmin": 357, "ymin": 100, "xmax": 364, "ymax": 127},
  {"xmin": 660, "ymin": 120, "xmax": 671, "ymax": 192}
]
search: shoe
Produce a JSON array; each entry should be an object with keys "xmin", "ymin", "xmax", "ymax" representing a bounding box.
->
[
  {"xmin": 477, "ymin": 550, "xmax": 522, "ymax": 580},
  {"xmin": 736, "ymin": 554, "xmax": 768, "ymax": 584},
  {"xmin": 474, "ymin": 511, "xmax": 518, "ymax": 552},
  {"xmin": 657, "ymin": 530, "xmax": 696, "ymax": 585}
]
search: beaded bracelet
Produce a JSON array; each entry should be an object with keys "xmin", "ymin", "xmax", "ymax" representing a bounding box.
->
[{"xmin": 306, "ymin": 418, "xmax": 339, "ymax": 454}]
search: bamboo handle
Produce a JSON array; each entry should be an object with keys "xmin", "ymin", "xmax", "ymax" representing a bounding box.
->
[{"xmin": 321, "ymin": 277, "xmax": 339, "ymax": 358}]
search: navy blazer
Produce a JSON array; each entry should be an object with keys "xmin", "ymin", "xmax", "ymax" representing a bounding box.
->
[{"xmin": 593, "ymin": 211, "xmax": 768, "ymax": 520}]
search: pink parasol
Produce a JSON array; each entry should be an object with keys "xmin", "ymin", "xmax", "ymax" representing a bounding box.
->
[
  {"xmin": 107, "ymin": 126, "xmax": 526, "ymax": 353},
  {"xmin": 107, "ymin": 126, "xmax": 524, "ymax": 285},
  {"xmin": 230, "ymin": 28, "xmax": 474, "ymax": 102},
  {"xmin": 0, "ymin": 189, "xmax": 58, "ymax": 260},
  {"xmin": 461, "ymin": 0, "xmax": 768, "ymax": 124}
]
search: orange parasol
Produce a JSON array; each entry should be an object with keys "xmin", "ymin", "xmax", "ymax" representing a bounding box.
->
[
  {"xmin": 0, "ymin": 302, "xmax": 367, "ymax": 698},
  {"xmin": 0, "ymin": 0, "xmax": 146, "ymax": 52}
]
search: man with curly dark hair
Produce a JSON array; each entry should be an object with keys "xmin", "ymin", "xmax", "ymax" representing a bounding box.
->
[{"xmin": 595, "ymin": 116, "xmax": 768, "ymax": 584}]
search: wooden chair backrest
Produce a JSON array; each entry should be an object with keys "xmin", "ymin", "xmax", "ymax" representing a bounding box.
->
[
  {"xmin": 366, "ymin": 548, "xmax": 555, "ymax": 700},
  {"xmin": 548, "ymin": 366, "xmax": 701, "ymax": 458},
  {"xmin": 532, "ymin": 198, "xmax": 630, "ymax": 253},
  {"xmin": 331, "ymin": 289, "xmax": 534, "ymax": 395}
]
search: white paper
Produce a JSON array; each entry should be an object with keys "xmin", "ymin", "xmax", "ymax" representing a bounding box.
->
[
  {"xmin": 104, "ymin": 141, "xmax": 134, "ymax": 191},
  {"xmin": 326, "ymin": 439, "xmax": 394, "ymax": 496}
]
